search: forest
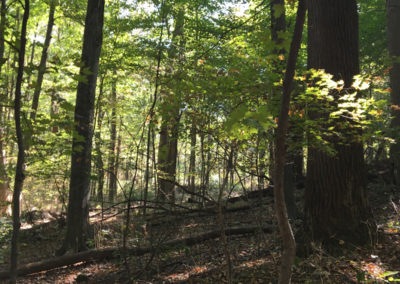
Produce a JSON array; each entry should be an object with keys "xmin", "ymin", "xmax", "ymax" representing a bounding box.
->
[{"xmin": 0, "ymin": 0, "xmax": 398, "ymax": 283}]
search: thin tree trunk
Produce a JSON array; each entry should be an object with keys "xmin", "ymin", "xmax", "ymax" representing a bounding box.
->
[
  {"xmin": 273, "ymin": 0, "xmax": 306, "ymax": 283},
  {"xmin": 217, "ymin": 147, "xmax": 234, "ymax": 284},
  {"xmin": 0, "ymin": 0, "xmax": 6, "ymax": 73},
  {"xmin": 94, "ymin": 76, "xmax": 105, "ymax": 201},
  {"xmin": 188, "ymin": 122, "xmax": 196, "ymax": 193},
  {"xmin": 57, "ymin": 0, "xmax": 104, "ymax": 255},
  {"xmin": 108, "ymin": 70, "xmax": 117, "ymax": 203},
  {"xmin": 10, "ymin": 0, "xmax": 29, "ymax": 282},
  {"xmin": 269, "ymin": 0, "xmax": 286, "ymax": 183},
  {"xmin": 30, "ymin": 0, "xmax": 55, "ymax": 121},
  {"xmin": 50, "ymin": 89, "xmax": 59, "ymax": 133},
  {"xmin": 257, "ymin": 131, "xmax": 267, "ymax": 189},
  {"xmin": 25, "ymin": 23, "xmax": 37, "ymax": 93},
  {"xmin": 0, "ymin": 0, "xmax": 9, "ymax": 216}
]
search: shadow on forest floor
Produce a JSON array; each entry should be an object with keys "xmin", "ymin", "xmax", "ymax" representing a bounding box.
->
[{"xmin": 1, "ymin": 180, "xmax": 400, "ymax": 283}]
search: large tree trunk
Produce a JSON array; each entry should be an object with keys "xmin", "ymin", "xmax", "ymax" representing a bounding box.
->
[
  {"xmin": 57, "ymin": 0, "xmax": 104, "ymax": 255},
  {"xmin": 305, "ymin": 0, "xmax": 376, "ymax": 248},
  {"xmin": 10, "ymin": 1, "xmax": 29, "ymax": 282},
  {"xmin": 387, "ymin": 0, "xmax": 400, "ymax": 185}
]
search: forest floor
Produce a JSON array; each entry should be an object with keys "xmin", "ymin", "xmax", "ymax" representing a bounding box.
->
[{"xmin": 1, "ymin": 181, "xmax": 400, "ymax": 283}]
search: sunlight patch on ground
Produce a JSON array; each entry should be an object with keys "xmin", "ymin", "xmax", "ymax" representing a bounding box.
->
[
  {"xmin": 350, "ymin": 257, "xmax": 400, "ymax": 282},
  {"xmin": 164, "ymin": 265, "xmax": 209, "ymax": 282},
  {"xmin": 237, "ymin": 257, "xmax": 272, "ymax": 269},
  {"xmin": 20, "ymin": 218, "xmax": 54, "ymax": 230}
]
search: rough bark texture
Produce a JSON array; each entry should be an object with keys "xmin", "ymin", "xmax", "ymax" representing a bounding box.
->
[
  {"xmin": 58, "ymin": 0, "xmax": 104, "ymax": 255},
  {"xmin": 273, "ymin": 1, "xmax": 306, "ymax": 283},
  {"xmin": 305, "ymin": 0, "xmax": 376, "ymax": 248},
  {"xmin": 387, "ymin": 0, "xmax": 400, "ymax": 185},
  {"xmin": 30, "ymin": 0, "xmax": 55, "ymax": 121},
  {"xmin": 10, "ymin": 1, "xmax": 29, "ymax": 282}
]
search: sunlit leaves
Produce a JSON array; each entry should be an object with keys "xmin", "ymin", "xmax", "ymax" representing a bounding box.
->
[{"xmin": 295, "ymin": 69, "xmax": 390, "ymax": 154}]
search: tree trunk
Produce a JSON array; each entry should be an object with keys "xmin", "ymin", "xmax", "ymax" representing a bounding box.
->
[
  {"xmin": 387, "ymin": 0, "xmax": 400, "ymax": 185},
  {"xmin": 273, "ymin": 1, "xmax": 306, "ymax": 283},
  {"xmin": 257, "ymin": 131, "xmax": 266, "ymax": 190},
  {"xmin": 0, "ymin": 0, "xmax": 9, "ymax": 216},
  {"xmin": 188, "ymin": 121, "xmax": 196, "ymax": 192},
  {"xmin": 271, "ymin": 0, "xmax": 286, "ymax": 50},
  {"xmin": 94, "ymin": 76, "xmax": 105, "ymax": 201},
  {"xmin": 157, "ymin": 7, "xmax": 185, "ymax": 203},
  {"xmin": 57, "ymin": 0, "xmax": 104, "ymax": 255},
  {"xmin": 108, "ymin": 70, "xmax": 117, "ymax": 203},
  {"xmin": 0, "ymin": 0, "xmax": 5, "ymax": 73},
  {"xmin": 271, "ymin": 0, "xmax": 298, "ymax": 220},
  {"xmin": 30, "ymin": 0, "xmax": 55, "ymax": 121},
  {"xmin": 10, "ymin": 0, "xmax": 29, "ymax": 282},
  {"xmin": 305, "ymin": 0, "xmax": 376, "ymax": 248},
  {"xmin": 25, "ymin": 23, "xmax": 37, "ymax": 93}
]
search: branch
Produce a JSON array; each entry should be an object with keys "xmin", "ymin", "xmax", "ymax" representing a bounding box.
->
[{"xmin": 0, "ymin": 225, "xmax": 272, "ymax": 280}]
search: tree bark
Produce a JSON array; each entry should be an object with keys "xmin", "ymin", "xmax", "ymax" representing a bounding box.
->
[
  {"xmin": 387, "ymin": 0, "xmax": 400, "ymax": 185},
  {"xmin": 10, "ymin": 1, "xmax": 29, "ymax": 282},
  {"xmin": 0, "ymin": 0, "xmax": 9, "ymax": 216},
  {"xmin": 0, "ymin": 0, "xmax": 5, "ymax": 73},
  {"xmin": 57, "ymin": 0, "xmax": 104, "ymax": 255},
  {"xmin": 273, "ymin": 1, "xmax": 306, "ymax": 283},
  {"xmin": 94, "ymin": 76, "xmax": 105, "ymax": 200},
  {"xmin": 305, "ymin": 0, "xmax": 376, "ymax": 248},
  {"xmin": 108, "ymin": 70, "xmax": 117, "ymax": 203},
  {"xmin": 270, "ymin": 0, "xmax": 298, "ymax": 220}
]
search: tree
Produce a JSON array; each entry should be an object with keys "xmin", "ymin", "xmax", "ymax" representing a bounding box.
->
[
  {"xmin": 57, "ymin": 0, "xmax": 105, "ymax": 255},
  {"xmin": 0, "ymin": 0, "xmax": 8, "ymax": 215},
  {"xmin": 157, "ymin": 5, "xmax": 185, "ymax": 203},
  {"xmin": 387, "ymin": 0, "xmax": 400, "ymax": 184},
  {"xmin": 304, "ymin": 0, "xmax": 376, "ymax": 248},
  {"xmin": 107, "ymin": 69, "xmax": 117, "ymax": 203},
  {"xmin": 30, "ymin": 0, "xmax": 56, "ymax": 121},
  {"xmin": 10, "ymin": 0, "xmax": 29, "ymax": 282},
  {"xmin": 273, "ymin": 0, "xmax": 306, "ymax": 282}
]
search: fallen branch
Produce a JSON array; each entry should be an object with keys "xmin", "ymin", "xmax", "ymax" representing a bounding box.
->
[{"xmin": 0, "ymin": 225, "xmax": 273, "ymax": 279}]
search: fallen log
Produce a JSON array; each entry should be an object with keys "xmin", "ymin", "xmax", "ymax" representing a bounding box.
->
[{"xmin": 0, "ymin": 225, "xmax": 273, "ymax": 280}]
